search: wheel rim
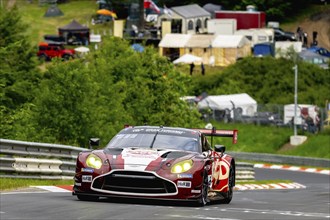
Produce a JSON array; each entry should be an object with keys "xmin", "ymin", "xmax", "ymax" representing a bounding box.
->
[
  {"xmin": 201, "ymin": 174, "xmax": 208, "ymax": 205},
  {"xmin": 227, "ymin": 166, "xmax": 234, "ymax": 200}
]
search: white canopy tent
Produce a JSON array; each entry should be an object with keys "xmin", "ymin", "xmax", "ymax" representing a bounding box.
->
[
  {"xmin": 173, "ymin": 54, "xmax": 203, "ymax": 64},
  {"xmin": 197, "ymin": 93, "xmax": 257, "ymax": 116}
]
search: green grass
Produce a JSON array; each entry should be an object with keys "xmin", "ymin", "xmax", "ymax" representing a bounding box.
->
[
  {"xmin": 280, "ymin": 131, "xmax": 330, "ymax": 158},
  {"xmin": 0, "ymin": 178, "xmax": 73, "ymax": 191},
  {"xmin": 14, "ymin": 1, "xmax": 113, "ymax": 46},
  {"xmin": 208, "ymin": 121, "xmax": 330, "ymax": 159},
  {"xmin": 0, "ymin": 178, "xmax": 292, "ymax": 191},
  {"xmin": 282, "ymin": 4, "xmax": 330, "ymax": 29}
]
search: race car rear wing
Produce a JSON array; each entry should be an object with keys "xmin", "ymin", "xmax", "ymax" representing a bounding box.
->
[{"xmin": 194, "ymin": 127, "xmax": 238, "ymax": 144}]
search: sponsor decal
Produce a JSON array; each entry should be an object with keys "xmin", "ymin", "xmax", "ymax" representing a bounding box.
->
[
  {"xmin": 122, "ymin": 149, "xmax": 159, "ymax": 159},
  {"xmin": 177, "ymin": 181, "xmax": 191, "ymax": 188},
  {"xmin": 132, "ymin": 129, "xmax": 144, "ymax": 132},
  {"xmin": 145, "ymin": 128, "xmax": 185, "ymax": 135},
  {"xmin": 81, "ymin": 168, "xmax": 94, "ymax": 173},
  {"xmin": 177, "ymin": 173, "xmax": 193, "ymax": 179},
  {"xmin": 191, "ymin": 189, "xmax": 201, "ymax": 193},
  {"xmin": 82, "ymin": 175, "xmax": 92, "ymax": 182},
  {"xmin": 74, "ymin": 182, "xmax": 81, "ymax": 186}
]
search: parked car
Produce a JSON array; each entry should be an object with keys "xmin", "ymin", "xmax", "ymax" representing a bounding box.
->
[
  {"xmin": 73, "ymin": 125, "xmax": 238, "ymax": 206},
  {"xmin": 273, "ymin": 28, "xmax": 297, "ymax": 41},
  {"xmin": 37, "ymin": 42, "xmax": 75, "ymax": 61},
  {"xmin": 307, "ymin": 46, "xmax": 330, "ymax": 57}
]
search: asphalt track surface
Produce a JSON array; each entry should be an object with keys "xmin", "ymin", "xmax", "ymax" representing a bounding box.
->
[{"xmin": 1, "ymin": 168, "xmax": 329, "ymax": 220}]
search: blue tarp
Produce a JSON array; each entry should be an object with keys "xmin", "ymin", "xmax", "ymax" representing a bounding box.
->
[
  {"xmin": 131, "ymin": 43, "xmax": 144, "ymax": 52},
  {"xmin": 253, "ymin": 43, "xmax": 275, "ymax": 57}
]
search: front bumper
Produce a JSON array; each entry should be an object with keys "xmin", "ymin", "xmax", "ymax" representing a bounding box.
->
[{"xmin": 74, "ymin": 169, "xmax": 204, "ymax": 200}]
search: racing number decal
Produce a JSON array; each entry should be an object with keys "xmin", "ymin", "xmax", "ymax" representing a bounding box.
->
[{"xmin": 212, "ymin": 158, "xmax": 230, "ymax": 189}]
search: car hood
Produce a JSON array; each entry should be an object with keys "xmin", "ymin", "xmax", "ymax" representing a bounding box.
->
[
  {"xmin": 64, "ymin": 49, "xmax": 75, "ymax": 54},
  {"xmin": 284, "ymin": 31, "xmax": 296, "ymax": 37},
  {"xmin": 93, "ymin": 148, "xmax": 198, "ymax": 172}
]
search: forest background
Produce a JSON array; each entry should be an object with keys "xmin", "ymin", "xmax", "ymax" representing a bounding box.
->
[{"xmin": 0, "ymin": 0, "xmax": 329, "ymax": 159}]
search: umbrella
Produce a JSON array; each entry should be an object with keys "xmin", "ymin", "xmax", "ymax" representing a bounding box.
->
[
  {"xmin": 173, "ymin": 54, "xmax": 202, "ymax": 64},
  {"xmin": 131, "ymin": 43, "xmax": 144, "ymax": 52},
  {"xmin": 97, "ymin": 9, "xmax": 117, "ymax": 18},
  {"xmin": 74, "ymin": 46, "xmax": 90, "ymax": 53}
]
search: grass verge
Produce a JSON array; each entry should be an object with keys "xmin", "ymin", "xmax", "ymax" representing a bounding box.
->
[
  {"xmin": 0, "ymin": 178, "xmax": 292, "ymax": 191},
  {"xmin": 0, "ymin": 178, "xmax": 74, "ymax": 191},
  {"xmin": 209, "ymin": 121, "xmax": 330, "ymax": 159}
]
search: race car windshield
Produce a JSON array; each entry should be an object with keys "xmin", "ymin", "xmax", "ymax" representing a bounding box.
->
[{"xmin": 106, "ymin": 133, "xmax": 200, "ymax": 153}]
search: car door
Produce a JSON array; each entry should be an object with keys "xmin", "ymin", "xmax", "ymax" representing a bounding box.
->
[{"xmin": 210, "ymin": 150, "xmax": 231, "ymax": 191}]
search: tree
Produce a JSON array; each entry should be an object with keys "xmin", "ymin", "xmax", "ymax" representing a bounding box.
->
[
  {"xmin": 0, "ymin": 6, "xmax": 40, "ymax": 138},
  {"xmin": 189, "ymin": 56, "xmax": 329, "ymax": 107},
  {"xmin": 89, "ymin": 37, "xmax": 202, "ymax": 128},
  {"xmin": 12, "ymin": 37, "xmax": 202, "ymax": 147}
]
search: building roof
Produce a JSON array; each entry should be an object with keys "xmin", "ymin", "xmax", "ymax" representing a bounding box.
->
[
  {"xmin": 186, "ymin": 34, "xmax": 215, "ymax": 48},
  {"xmin": 212, "ymin": 35, "xmax": 250, "ymax": 48},
  {"xmin": 203, "ymin": 3, "xmax": 222, "ymax": 13},
  {"xmin": 158, "ymin": 34, "xmax": 191, "ymax": 48},
  {"xmin": 171, "ymin": 4, "xmax": 211, "ymax": 19}
]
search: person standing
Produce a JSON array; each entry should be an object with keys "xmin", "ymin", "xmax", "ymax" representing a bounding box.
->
[
  {"xmin": 201, "ymin": 62, "xmax": 205, "ymax": 75},
  {"xmin": 190, "ymin": 63, "xmax": 195, "ymax": 75}
]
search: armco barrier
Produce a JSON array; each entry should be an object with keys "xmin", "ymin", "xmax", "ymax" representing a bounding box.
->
[
  {"xmin": 0, "ymin": 138, "xmax": 255, "ymax": 181},
  {"xmin": 228, "ymin": 151, "xmax": 330, "ymax": 168},
  {"xmin": 0, "ymin": 138, "xmax": 88, "ymax": 179},
  {"xmin": 0, "ymin": 139, "xmax": 87, "ymax": 160}
]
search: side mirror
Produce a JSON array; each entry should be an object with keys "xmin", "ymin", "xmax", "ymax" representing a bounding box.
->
[
  {"xmin": 89, "ymin": 138, "xmax": 100, "ymax": 149},
  {"xmin": 214, "ymin": 145, "xmax": 226, "ymax": 153},
  {"xmin": 202, "ymin": 150, "xmax": 211, "ymax": 158}
]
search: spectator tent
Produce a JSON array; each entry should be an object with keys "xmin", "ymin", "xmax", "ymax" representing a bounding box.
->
[
  {"xmin": 58, "ymin": 20, "xmax": 90, "ymax": 45},
  {"xmin": 198, "ymin": 93, "xmax": 257, "ymax": 117},
  {"xmin": 159, "ymin": 34, "xmax": 251, "ymax": 66},
  {"xmin": 44, "ymin": 5, "xmax": 63, "ymax": 17}
]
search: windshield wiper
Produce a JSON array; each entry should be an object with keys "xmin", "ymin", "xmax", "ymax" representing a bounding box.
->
[{"xmin": 150, "ymin": 129, "xmax": 160, "ymax": 149}]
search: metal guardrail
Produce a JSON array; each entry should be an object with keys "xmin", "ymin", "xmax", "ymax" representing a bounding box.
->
[
  {"xmin": 0, "ymin": 139, "xmax": 255, "ymax": 180},
  {"xmin": 228, "ymin": 151, "xmax": 330, "ymax": 168},
  {"xmin": 0, "ymin": 139, "xmax": 87, "ymax": 160},
  {"xmin": 0, "ymin": 139, "xmax": 88, "ymax": 179}
]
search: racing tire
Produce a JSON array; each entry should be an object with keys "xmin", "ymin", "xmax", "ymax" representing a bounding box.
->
[
  {"xmin": 197, "ymin": 171, "xmax": 209, "ymax": 207},
  {"xmin": 77, "ymin": 195, "xmax": 99, "ymax": 201},
  {"xmin": 39, "ymin": 54, "xmax": 48, "ymax": 62},
  {"xmin": 62, "ymin": 54, "xmax": 71, "ymax": 61},
  {"xmin": 220, "ymin": 166, "xmax": 234, "ymax": 204}
]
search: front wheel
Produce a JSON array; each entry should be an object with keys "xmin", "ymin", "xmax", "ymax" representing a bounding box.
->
[
  {"xmin": 197, "ymin": 171, "xmax": 209, "ymax": 206},
  {"xmin": 77, "ymin": 195, "xmax": 99, "ymax": 201}
]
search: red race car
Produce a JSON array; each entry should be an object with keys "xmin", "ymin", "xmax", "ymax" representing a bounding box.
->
[{"xmin": 73, "ymin": 126, "xmax": 238, "ymax": 206}]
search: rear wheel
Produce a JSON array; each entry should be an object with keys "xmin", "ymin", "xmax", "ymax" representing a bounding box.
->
[
  {"xmin": 77, "ymin": 195, "xmax": 99, "ymax": 201},
  {"xmin": 62, "ymin": 54, "xmax": 71, "ymax": 60},
  {"xmin": 221, "ymin": 165, "xmax": 234, "ymax": 204},
  {"xmin": 39, "ymin": 54, "xmax": 48, "ymax": 62}
]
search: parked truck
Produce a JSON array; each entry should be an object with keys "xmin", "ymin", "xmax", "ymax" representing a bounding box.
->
[{"xmin": 215, "ymin": 10, "xmax": 266, "ymax": 30}]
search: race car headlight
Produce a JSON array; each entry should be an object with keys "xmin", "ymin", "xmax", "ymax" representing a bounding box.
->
[
  {"xmin": 86, "ymin": 154, "xmax": 102, "ymax": 169},
  {"xmin": 171, "ymin": 160, "xmax": 193, "ymax": 173}
]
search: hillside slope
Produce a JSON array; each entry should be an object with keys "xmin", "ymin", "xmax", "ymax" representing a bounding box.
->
[{"xmin": 286, "ymin": 8, "xmax": 330, "ymax": 50}]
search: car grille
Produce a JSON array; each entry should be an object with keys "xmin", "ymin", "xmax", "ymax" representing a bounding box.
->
[{"xmin": 92, "ymin": 170, "xmax": 177, "ymax": 196}]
